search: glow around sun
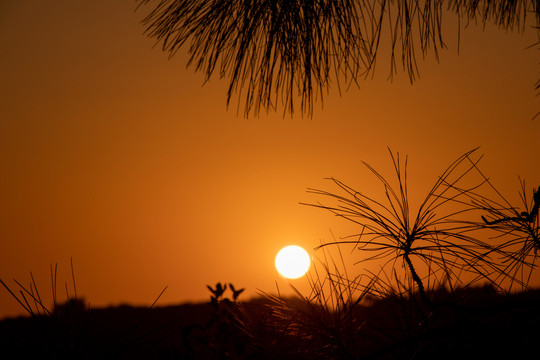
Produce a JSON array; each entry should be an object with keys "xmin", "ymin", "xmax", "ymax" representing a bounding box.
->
[{"xmin": 275, "ymin": 245, "xmax": 311, "ymax": 279}]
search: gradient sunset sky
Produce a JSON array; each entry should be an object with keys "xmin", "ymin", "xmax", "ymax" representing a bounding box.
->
[{"xmin": 1, "ymin": 0, "xmax": 539, "ymax": 319}]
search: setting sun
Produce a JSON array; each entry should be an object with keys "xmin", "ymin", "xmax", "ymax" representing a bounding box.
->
[{"xmin": 275, "ymin": 245, "xmax": 311, "ymax": 279}]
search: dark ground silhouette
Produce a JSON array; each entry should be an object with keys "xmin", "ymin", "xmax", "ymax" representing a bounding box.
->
[{"xmin": 1, "ymin": 286, "xmax": 539, "ymax": 359}]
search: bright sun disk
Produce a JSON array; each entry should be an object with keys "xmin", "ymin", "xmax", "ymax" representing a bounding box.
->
[{"xmin": 275, "ymin": 245, "xmax": 311, "ymax": 279}]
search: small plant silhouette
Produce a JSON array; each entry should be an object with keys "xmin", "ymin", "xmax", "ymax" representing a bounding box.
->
[
  {"xmin": 178, "ymin": 282, "xmax": 250, "ymax": 359},
  {"xmin": 458, "ymin": 172, "xmax": 540, "ymax": 291},
  {"xmin": 301, "ymin": 148, "xmax": 503, "ymax": 306},
  {"xmin": 0, "ymin": 260, "xmax": 94, "ymax": 357}
]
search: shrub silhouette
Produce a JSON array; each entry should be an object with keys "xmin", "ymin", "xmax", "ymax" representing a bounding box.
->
[{"xmin": 301, "ymin": 148, "xmax": 512, "ymax": 306}]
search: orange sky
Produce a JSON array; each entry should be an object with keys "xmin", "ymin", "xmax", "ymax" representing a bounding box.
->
[{"xmin": 1, "ymin": 1, "xmax": 539, "ymax": 320}]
